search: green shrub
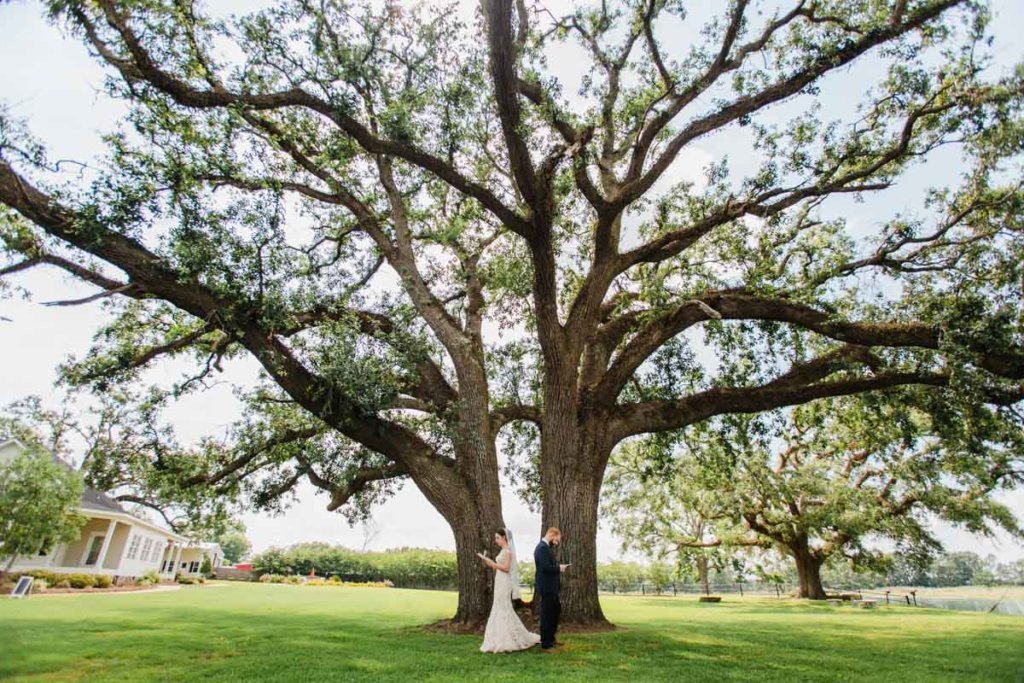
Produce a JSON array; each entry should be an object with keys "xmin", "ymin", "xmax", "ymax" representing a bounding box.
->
[
  {"xmin": 25, "ymin": 570, "xmax": 59, "ymax": 585},
  {"xmin": 55, "ymin": 578, "xmax": 71, "ymax": 588},
  {"xmin": 251, "ymin": 544, "xmax": 458, "ymax": 589},
  {"xmin": 284, "ymin": 575, "xmax": 302, "ymax": 585},
  {"xmin": 93, "ymin": 575, "xmax": 113, "ymax": 589},
  {"xmin": 66, "ymin": 573, "xmax": 95, "ymax": 589},
  {"xmin": 268, "ymin": 574, "xmax": 285, "ymax": 584},
  {"xmin": 177, "ymin": 577, "xmax": 196, "ymax": 585},
  {"xmin": 259, "ymin": 573, "xmax": 272, "ymax": 583},
  {"xmin": 137, "ymin": 569, "xmax": 161, "ymax": 587}
]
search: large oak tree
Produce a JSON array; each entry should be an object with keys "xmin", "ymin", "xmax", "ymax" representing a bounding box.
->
[
  {"xmin": 604, "ymin": 390, "xmax": 1024, "ymax": 599},
  {"xmin": 2, "ymin": 0, "xmax": 1023, "ymax": 625}
]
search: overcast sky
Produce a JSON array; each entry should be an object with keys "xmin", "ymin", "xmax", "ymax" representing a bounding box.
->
[{"xmin": 1, "ymin": 0, "xmax": 1023, "ymax": 565}]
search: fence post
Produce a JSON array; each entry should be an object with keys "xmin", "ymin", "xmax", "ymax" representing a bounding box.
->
[
  {"xmin": 884, "ymin": 591, "xmax": 890, "ymax": 605},
  {"xmin": 775, "ymin": 584, "xmax": 781, "ymax": 598},
  {"xmin": 641, "ymin": 583, "xmax": 645, "ymax": 596},
  {"xmin": 905, "ymin": 594, "xmax": 911, "ymax": 605},
  {"xmin": 739, "ymin": 582, "xmax": 744, "ymax": 598},
  {"xmin": 672, "ymin": 582, "xmax": 677, "ymax": 597}
]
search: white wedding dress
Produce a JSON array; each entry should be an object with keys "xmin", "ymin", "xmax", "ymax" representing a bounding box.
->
[{"xmin": 480, "ymin": 548, "xmax": 541, "ymax": 653}]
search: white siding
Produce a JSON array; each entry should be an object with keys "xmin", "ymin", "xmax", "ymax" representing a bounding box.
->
[{"xmin": 115, "ymin": 529, "xmax": 174, "ymax": 577}]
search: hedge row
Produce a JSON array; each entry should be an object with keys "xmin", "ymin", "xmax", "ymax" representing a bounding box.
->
[
  {"xmin": 252, "ymin": 544, "xmax": 457, "ymax": 588},
  {"xmin": 250, "ymin": 544, "xmax": 689, "ymax": 591},
  {"xmin": 5, "ymin": 570, "xmax": 115, "ymax": 589}
]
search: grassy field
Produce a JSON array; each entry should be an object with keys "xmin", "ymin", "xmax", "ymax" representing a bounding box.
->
[{"xmin": 1, "ymin": 583, "xmax": 1022, "ymax": 682}]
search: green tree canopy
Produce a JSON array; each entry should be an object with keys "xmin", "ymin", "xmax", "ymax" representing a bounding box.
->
[
  {"xmin": 1, "ymin": 0, "xmax": 1022, "ymax": 624},
  {"xmin": 605, "ymin": 388, "xmax": 1024, "ymax": 598},
  {"xmin": 213, "ymin": 521, "xmax": 252, "ymax": 565},
  {"xmin": 2, "ymin": 394, "xmax": 241, "ymax": 539},
  {"xmin": 0, "ymin": 445, "xmax": 87, "ymax": 571}
]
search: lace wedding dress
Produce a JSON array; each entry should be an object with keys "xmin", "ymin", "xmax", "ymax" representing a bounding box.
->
[{"xmin": 480, "ymin": 548, "xmax": 540, "ymax": 653}]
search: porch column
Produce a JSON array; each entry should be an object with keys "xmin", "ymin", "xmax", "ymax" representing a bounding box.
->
[
  {"xmin": 94, "ymin": 519, "xmax": 118, "ymax": 569},
  {"xmin": 163, "ymin": 542, "xmax": 174, "ymax": 573},
  {"xmin": 172, "ymin": 543, "xmax": 184, "ymax": 575},
  {"xmin": 164, "ymin": 541, "xmax": 177, "ymax": 573},
  {"xmin": 46, "ymin": 544, "xmax": 66, "ymax": 567},
  {"xmin": 161, "ymin": 542, "xmax": 172, "ymax": 573}
]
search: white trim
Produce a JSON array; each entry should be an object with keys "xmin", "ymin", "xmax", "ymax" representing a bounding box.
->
[
  {"xmin": 80, "ymin": 510, "xmax": 185, "ymax": 542},
  {"xmin": 44, "ymin": 543, "xmax": 66, "ymax": 568},
  {"xmin": 0, "ymin": 437, "xmax": 30, "ymax": 452},
  {"xmin": 81, "ymin": 531, "xmax": 106, "ymax": 567},
  {"xmin": 94, "ymin": 520, "xmax": 118, "ymax": 569}
]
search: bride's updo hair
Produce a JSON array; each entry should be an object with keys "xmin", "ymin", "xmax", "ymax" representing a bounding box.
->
[{"xmin": 495, "ymin": 529, "xmax": 507, "ymax": 539}]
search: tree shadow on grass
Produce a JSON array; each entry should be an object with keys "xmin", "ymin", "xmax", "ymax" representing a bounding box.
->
[{"xmin": 1, "ymin": 587, "xmax": 1022, "ymax": 682}]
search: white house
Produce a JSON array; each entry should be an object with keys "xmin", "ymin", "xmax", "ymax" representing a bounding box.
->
[
  {"xmin": 1, "ymin": 439, "xmax": 219, "ymax": 580},
  {"xmin": 165, "ymin": 542, "xmax": 224, "ymax": 576}
]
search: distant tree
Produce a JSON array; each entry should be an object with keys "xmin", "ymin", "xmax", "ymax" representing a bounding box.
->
[
  {"xmin": 606, "ymin": 389, "xmax": 1024, "ymax": 599},
  {"xmin": 598, "ymin": 561, "xmax": 645, "ymax": 594},
  {"xmin": 930, "ymin": 551, "xmax": 988, "ymax": 587},
  {"xmin": 994, "ymin": 558, "xmax": 1024, "ymax": 585},
  {"xmin": 645, "ymin": 561, "xmax": 675, "ymax": 594},
  {"xmin": 0, "ymin": 447, "xmax": 86, "ymax": 572},
  {"xmin": 885, "ymin": 553, "xmax": 933, "ymax": 587},
  {"xmin": 605, "ymin": 435, "xmax": 753, "ymax": 596},
  {"xmin": 216, "ymin": 528, "xmax": 252, "ymax": 565},
  {"xmin": 252, "ymin": 547, "xmax": 292, "ymax": 577}
]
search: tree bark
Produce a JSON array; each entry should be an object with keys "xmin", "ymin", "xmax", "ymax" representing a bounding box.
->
[
  {"xmin": 538, "ymin": 392, "xmax": 612, "ymax": 626},
  {"xmin": 450, "ymin": 515, "xmax": 499, "ymax": 627},
  {"xmin": 428, "ymin": 444, "xmax": 504, "ymax": 628},
  {"xmin": 697, "ymin": 556, "xmax": 710, "ymax": 596},
  {"xmin": 790, "ymin": 541, "xmax": 827, "ymax": 600}
]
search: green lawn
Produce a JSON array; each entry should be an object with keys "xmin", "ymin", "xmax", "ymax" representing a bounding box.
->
[{"xmin": 1, "ymin": 583, "xmax": 1022, "ymax": 682}]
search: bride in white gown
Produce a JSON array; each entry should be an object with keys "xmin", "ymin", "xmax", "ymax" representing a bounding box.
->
[{"xmin": 477, "ymin": 529, "xmax": 540, "ymax": 653}]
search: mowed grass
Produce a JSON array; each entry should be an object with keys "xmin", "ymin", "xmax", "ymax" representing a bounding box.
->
[{"xmin": 1, "ymin": 583, "xmax": 1022, "ymax": 682}]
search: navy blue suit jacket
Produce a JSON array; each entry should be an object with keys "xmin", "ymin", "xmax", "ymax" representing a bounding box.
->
[{"xmin": 534, "ymin": 540, "xmax": 561, "ymax": 596}]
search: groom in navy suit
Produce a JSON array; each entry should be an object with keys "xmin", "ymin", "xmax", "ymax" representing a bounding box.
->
[{"xmin": 534, "ymin": 527, "xmax": 569, "ymax": 650}]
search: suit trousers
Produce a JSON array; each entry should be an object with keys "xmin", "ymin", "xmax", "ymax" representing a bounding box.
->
[{"xmin": 539, "ymin": 591, "xmax": 561, "ymax": 648}]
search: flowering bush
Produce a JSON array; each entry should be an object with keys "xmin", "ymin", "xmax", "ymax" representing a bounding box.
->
[{"xmin": 304, "ymin": 579, "xmax": 393, "ymax": 588}]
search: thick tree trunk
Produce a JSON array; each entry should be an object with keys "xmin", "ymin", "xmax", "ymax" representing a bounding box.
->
[
  {"xmin": 443, "ymin": 366, "xmax": 506, "ymax": 628},
  {"xmin": 697, "ymin": 556, "xmax": 710, "ymax": 596},
  {"xmin": 450, "ymin": 516, "xmax": 499, "ymax": 627},
  {"xmin": 790, "ymin": 542, "xmax": 826, "ymax": 600},
  {"xmin": 541, "ymin": 474, "xmax": 606, "ymax": 624},
  {"xmin": 538, "ymin": 394, "xmax": 611, "ymax": 627}
]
